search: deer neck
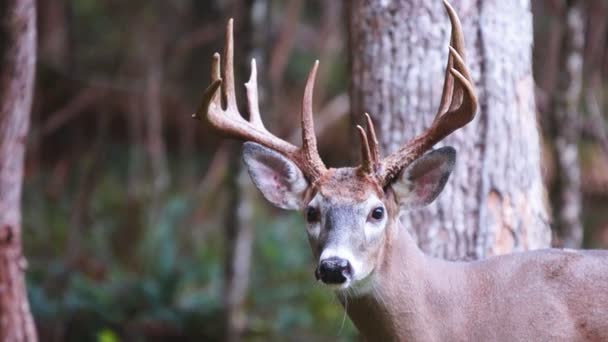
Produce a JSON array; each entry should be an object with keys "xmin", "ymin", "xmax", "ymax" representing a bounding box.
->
[{"xmin": 338, "ymin": 219, "xmax": 468, "ymax": 341}]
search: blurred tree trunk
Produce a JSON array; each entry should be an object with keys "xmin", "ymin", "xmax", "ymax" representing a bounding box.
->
[
  {"xmin": 144, "ymin": 45, "xmax": 169, "ymax": 194},
  {"xmin": 0, "ymin": 1, "xmax": 38, "ymax": 341},
  {"xmin": 583, "ymin": 1, "xmax": 608, "ymax": 157},
  {"xmin": 348, "ymin": 0, "xmax": 551, "ymax": 260},
  {"xmin": 38, "ymin": 0, "xmax": 69, "ymax": 69},
  {"xmin": 222, "ymin": 1, "xmax": 269, "ymax": 341},
  {"xmin": 125, "ymin": 7, "xmax": 170, "ymax": 197},
  {"xmin": 223, "ymin": 148, "xmax": 255, "ymax": 342},
  {"xmin": 546, "ymin": 0, "xmax": 584, "ymax": 248},
  {"xmin": 127, "ymin": 93, "xmax": 146, "ymax": 197}
]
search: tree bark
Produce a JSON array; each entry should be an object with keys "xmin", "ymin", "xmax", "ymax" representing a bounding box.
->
[
  {"xmin": 348, "ymin": 0, "xmax": 551, "ymax": 260},
  {"xmin": 0, "ymin": 0, "xmax": 38, "ymax": 341}
]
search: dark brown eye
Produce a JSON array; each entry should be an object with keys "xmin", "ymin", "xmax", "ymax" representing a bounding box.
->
[
  {"xmin": 306, "ymin": 206, "xmax": 320, "ymax": 223},
  {"xmin": 371, "ymin": 207, "xmax": 384, "ymax": 220}
]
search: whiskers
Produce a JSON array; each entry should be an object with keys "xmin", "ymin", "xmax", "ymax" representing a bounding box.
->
[{"xmin": 337, "ymin": 290, "xmax": 350, "ymax": 336}]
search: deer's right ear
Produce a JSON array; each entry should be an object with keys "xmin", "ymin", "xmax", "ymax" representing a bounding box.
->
[
  {"xmin": 242, "ymin": 142, "xmax": 309, "ymax": 210},
  {"xmin": 391, "ymin": 146, "xmax": 456, "ymax": 208}
]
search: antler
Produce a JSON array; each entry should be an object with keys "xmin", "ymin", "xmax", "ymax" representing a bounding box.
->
[
  {"xmin": 357, "ymin": 0, "xmax": 477, "ymax": 185},
  {"xmin": 356, "ymin": 113, "xmax": 380, "ymax": 174},
  {"xmin": 198, "ymin": 0, "xmax": 475, "ymax": 187},
  {"xmin": 194, "ymin": 19, "xmax": 327, "ymax": 181}
]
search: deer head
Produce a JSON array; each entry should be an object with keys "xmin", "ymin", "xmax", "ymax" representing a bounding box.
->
[{"xmin": 195, "ymin": 0, "xmax": 477, "ymax": 292}]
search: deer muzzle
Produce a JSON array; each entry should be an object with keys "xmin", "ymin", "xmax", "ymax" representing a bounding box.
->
[{"xmin": 316, "ymin": 257, "xmax": 352, "ymax": 284}]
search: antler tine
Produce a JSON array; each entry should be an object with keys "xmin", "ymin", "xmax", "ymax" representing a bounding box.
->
[
  {"xmin": 222, "ymin": 19, "xmax": 238, "ymax": 110},
  {"xmin": 434, "ymin": 0, "xmax": 476, "ymax": 133},
  {"xmin": 435, "ymin": 0, "xmax": 465, "ymax": 119},
  {"xmin": 300, "ymin": 60, "xmax": 327, "ymax": 179},
  {"xmin": 364, "ymin": 113, "xmax": 380, "ymax": 165},
  {"xmin": 357, "ymin": 113, "xmax": 380, "ymax": 174},
  {"xmin": 196, "ymin": 19, "xmax": 328, "ymax": 182},
  {"xmin": 244, "ymin": 58, "xmax": 266, "ymax": 130},
  {"xmin": 357, "ymin": 125, "xmax": 374, "ymax": 174},
  {"xmin": 435, "ymin": 48, "xmax": 454, "ymax": 118},
  {"xmin": 194, "ymin": 18, "xmax": 298, "ymax": 161},
  {"xmin": 193, "ymin": 53, "xmax": 222, "ymax": 121},
  {"xmin": 212, "ymin": 52, "xmax": 221, "ymax": 82},
  {"xmin": 377, "ymin": 0, "xmax": 477, "ymax": 185}
]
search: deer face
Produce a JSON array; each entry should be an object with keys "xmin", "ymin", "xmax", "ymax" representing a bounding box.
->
[
  {"xmin": 243, "ymin": 142, "xmax": 456, "ymax": 292},
  {"xmin": 198, "ymin": 0, "xmax": 475, "ymax": 295}
]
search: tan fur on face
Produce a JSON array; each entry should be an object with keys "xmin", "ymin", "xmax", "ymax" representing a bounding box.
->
[
  {"xmin": 313, "ymin": 168, "xmax": 384, "ymax": 202},
  {"xmin": 305, "ymin": 167, "xmax": 399, "ymax": 290}
]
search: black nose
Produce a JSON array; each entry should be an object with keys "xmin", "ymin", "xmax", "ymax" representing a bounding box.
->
[{"xmin": 315, "ymin": 257, "xmax": 352, "ymax": 284}]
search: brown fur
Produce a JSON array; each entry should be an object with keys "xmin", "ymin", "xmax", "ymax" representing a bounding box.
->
[
  {"xmin": 306, "ymin": 171, "xmax": 608, "ymax": 341},
  {"xmin": 313, "ymin": 168, "xmax": 384, "ymax": 202},
  {"xmin": 242, "ymin": 140, "xmax": 608, "ymax": 341},
  {"xmin": 341, "ymin": 211, "xmax": 608, "ymax": 341}
]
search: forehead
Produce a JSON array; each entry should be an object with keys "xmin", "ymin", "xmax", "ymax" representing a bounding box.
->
[{"xmin": 312, "ymin": 167, "xmax": 384, "ymax": 203}]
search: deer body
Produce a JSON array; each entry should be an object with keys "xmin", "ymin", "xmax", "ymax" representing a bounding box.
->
[
  {"xmin": 344, "ymin": 221, "xmax": 608, "ymax": 341},
  {"xmin": 196, "ymin": 1, "xmax": 608, "ymax": 340}
]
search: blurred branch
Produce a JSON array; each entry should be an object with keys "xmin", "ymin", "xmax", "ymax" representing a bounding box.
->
[
  {"xmin": 583, "ymin": 90, "xmax": 608, "ymax": 156},
  {"xmin": 168, "ymin": 20, "xmax": 244, "ymax": 71},
  {"xmin": 67, "ymin": 111, "xmax": 109, "ymax": 262},
  {"xmin": 288, "ymin": 93, "xmax": 349, "ymax": 143},
  {"xmin": 268, "ymin": 0, "xmax": 303, "ymax": 86},
  {"xmin": 40, "ymin": 87, "xmax": 105, "ymax": 137},
  {"xmin": 197, "ymin": 142, "xmax": 230, "ymax": 197},
  {"xmin": 172, "ymin": 25, "xmax": 222, "ymax": 59},
  {"xmin": 311, "ymin": 0, "xmax": 342, "ymax": 103}
]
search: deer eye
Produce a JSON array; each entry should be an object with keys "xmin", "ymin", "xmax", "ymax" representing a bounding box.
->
[
  {"xmin": 370, "ymin": 207, "xmax": 384, "ymax": 221},
  {"xmin": 306, "ymin": 206, "xmax": 320, "ymax": 223}
]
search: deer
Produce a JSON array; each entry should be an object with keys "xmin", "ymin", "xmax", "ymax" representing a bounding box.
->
[{"xmin": 195, "ymin": 1, "xmax": 608, "ymax": 341}]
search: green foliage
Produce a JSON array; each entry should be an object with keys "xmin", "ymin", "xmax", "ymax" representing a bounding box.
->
[
  {"xmin": 97, "ymin": 329, "xmax": 119, "ymax": 342},
  {"xmin": 23, "ymin": 152, "xmax": 356, "ymax": 341},
  {"xmin": 27, "ymin": 0, "xmax": 359, "ymax": 339}
]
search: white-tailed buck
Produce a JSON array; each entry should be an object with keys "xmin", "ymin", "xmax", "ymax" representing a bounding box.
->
[{"xmin": 195, "ymin": 1, "xmax": 608, "ymax": 340}]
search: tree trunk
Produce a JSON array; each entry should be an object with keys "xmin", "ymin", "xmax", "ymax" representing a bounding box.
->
[
  {"xmin": 348, "ymin": 0, "xmax": 551, "ymax": 260},
  {"xmin": 222, "ymin": 1, "xmax": 268, "ymax": 341},
  {"xmin": 144, "ymin": 49, "xmax": 169, "ymax": 194},
  {"xmin": 0, "ymin": 0, "xmax": 38, "ymax": 341},
  {"xmin": 223, "ymin": 148, "xmax": 255, "ymax": 342},
  {"xmin": 38, "ymin": 0, "xmax": 69, "ymax": 69}
]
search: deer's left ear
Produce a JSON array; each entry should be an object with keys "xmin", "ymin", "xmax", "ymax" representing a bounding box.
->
[
  {"xmin": 392, "ymin": 146, "xmax": 456, "ymax": 208},
  {"xmin": 242, "ymin": 142, "xmax": 309, "ymax": 210}
]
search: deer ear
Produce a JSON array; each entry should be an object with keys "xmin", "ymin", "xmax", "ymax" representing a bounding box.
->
[
  {"xmin": 392, "ymin": 146, "xmax": 456, "ymax": 208},
  {"xmin": 242, "ymin": 142, "xmax": 309, "ymax": 210}
]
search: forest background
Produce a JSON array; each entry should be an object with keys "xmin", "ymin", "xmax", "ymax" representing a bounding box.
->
[{"xmin": 5, "ymin": 0, "xmax": 608, "ymax": 340}]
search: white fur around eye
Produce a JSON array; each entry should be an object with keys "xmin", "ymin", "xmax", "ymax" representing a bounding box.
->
[
  {"xmin": 307, "ymin": 223, "xmax": 321, "ymax": 240},
  {"xmin": 364, "ymin": 216, "xmax": 386, "ymax": 242},
  {"xmin": 305, "ymin": 194, "xmax": 322, "ymax": 240},
  {"xmin": 363, "ymin": 198, "xmax": 387, "ymax": 242}
]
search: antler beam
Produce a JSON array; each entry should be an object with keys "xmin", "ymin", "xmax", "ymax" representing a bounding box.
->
[
  {"xmin": 199, "ymin": 0, "xmax": 476, "ymax": 187},
  {"xmin": 195, "ymin": 19, "xmax": 327, "ymax": 182},
  {"xmin": 364, "ymin": 0, "xmax": 478, "ymax": 185}
]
